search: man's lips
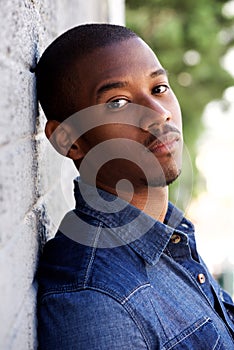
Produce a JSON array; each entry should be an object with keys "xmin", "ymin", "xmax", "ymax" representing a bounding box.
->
[{"xmin": 147, "ymin": 132, "xmax": 181, "ymax": 154}]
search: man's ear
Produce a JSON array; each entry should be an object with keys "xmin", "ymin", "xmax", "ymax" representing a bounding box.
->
[{"xmin": 45, "ymin": 120, "xmax": 85, "ymax": 160}]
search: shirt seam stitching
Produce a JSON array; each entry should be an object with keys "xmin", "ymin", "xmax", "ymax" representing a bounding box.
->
[
  {"xmin": 121, "ymin": 283, "xmax": 151, "ymax": 305},
  {"xmin": 83, "ymin": 223, "xmax": 102, "ymax": 288}
]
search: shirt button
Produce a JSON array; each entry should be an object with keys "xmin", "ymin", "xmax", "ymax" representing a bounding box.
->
[
  {"xmin": 170, "ymin": 234, "xmax": 181, "ymax": 244},
  {"xmin": 198, "ymin": 273, "xmax": 206, "ymax": 284}
]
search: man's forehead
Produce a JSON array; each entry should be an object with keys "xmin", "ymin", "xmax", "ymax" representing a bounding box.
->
[
  {"xmin": 68, "ymin": 37, "xmax": 166, "ymax": 110},
  {"xmin": 76, "ymin": 39, "xmax": 162, "ymax": 79},
  {"xmin": 77, "ymin": 37, "xmax": 158, "ymax": 64}
]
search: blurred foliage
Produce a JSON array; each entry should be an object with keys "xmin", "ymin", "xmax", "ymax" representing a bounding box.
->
[{"xmin": 126, "ymin": 0, "xmax": 234, "ymax": 209}]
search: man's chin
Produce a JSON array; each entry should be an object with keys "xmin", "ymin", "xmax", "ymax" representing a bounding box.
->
[
  {"xmin": 146, "ymin": 169, "xmax": 181, "ymax": 188},
  {"xmin": 166, "ymin": 170, "xmax": 181, "ymax": 186}
]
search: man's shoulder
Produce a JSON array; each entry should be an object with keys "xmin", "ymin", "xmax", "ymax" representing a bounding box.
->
[{"xmin": 37, "ymin": 217, "xmax": 149, "ymax": 302}]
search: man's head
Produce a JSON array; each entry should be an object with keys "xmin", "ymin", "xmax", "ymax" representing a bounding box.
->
[{"xmin": 36, "ymin": 23, "xmax": 183, "ymax": 191}]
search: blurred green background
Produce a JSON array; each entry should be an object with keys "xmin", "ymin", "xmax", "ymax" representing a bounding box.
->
[{"xmin": 126, "ymin": 0, "xmax": 234, "ymax": 209}]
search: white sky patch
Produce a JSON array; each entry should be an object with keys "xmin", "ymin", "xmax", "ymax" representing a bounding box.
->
[
  {"xmin": 222, "ymin": 0, "xmax": 234, "ymax": 18},
  {"xmin": 221, "ymin": 47, "xmax": 234, "ymax": 77},
  {"xmin": 188, "ymin": 89, "xmax": 234, "ymax": 286},
  {"xmin": 183, "ymin": 50, "xmax": 201, "ymax": 66}
]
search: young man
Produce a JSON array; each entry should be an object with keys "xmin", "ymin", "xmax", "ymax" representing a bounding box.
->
[{"xmin": 36, "ymin": 24, "xmax": 234, "ymax": 349}]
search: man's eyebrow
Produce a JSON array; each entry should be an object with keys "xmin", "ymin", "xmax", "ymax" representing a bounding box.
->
[
  {"xmin": 150, "ymin": 68, "xmax": 168, "ymax": 78},
  {"xmin": 96, "ymin": 69, "xmax": 168, "ymax": 101},
  {"xmin": 96, "ymin": 81, "xmax": 128, "ymax": 101}
]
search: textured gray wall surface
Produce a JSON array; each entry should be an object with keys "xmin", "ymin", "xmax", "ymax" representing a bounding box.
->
[{"xmin": 0, "ymin": 1, "xmax": 124, "ymax": 348}]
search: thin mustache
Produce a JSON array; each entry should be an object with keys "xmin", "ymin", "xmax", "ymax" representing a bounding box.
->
[{"xmin": 144, "ymin": 125, "xmax": 181, "ymax": 148}]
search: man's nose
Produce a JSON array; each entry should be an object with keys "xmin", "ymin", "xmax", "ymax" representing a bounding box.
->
[{"xmin": 138, "ymin": 98, "xmax": 171, "ymax": 131}]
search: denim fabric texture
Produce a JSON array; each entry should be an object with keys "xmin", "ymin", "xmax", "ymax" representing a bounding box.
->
[{"xmin": 37, "ymin": 178, "xmax": 234, "ymax": 349}]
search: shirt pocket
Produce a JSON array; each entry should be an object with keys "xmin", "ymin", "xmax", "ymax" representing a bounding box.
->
[{"xmin": 162, "ymin": 317, "xmax": 224, "ymax": 350}]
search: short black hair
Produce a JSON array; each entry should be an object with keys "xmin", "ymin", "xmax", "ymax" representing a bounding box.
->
[{"xmin": 36, "ymin": 23, "xmax": 138, "ymax": 121}]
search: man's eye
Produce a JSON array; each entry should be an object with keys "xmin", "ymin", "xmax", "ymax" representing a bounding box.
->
[
  {"xmin": 152, "ymin": 85, "xmax": 169, "ymax": 94},
  {"xmin": 106, "ymin": 99, "xmax": 129, "ymax": 110}
]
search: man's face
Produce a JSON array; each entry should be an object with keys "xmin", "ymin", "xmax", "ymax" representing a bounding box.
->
[{"xmin": 71, "ymin": 37, "xmax": 183, "ymax": 191}]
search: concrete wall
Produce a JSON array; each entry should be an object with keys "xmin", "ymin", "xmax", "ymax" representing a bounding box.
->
[{"xmin": 0, "ymin": 1, "xmax": 125, "ymax": 348}]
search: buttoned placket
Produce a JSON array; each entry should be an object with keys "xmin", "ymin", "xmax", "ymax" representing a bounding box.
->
[{"xmin": 165, "ymin": 230, "xmax": 215, "ymax": 307}]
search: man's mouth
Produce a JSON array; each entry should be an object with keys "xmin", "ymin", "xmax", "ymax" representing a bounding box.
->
[{"xmin": 147, "ymin": 132, "xmax": 181, "ymax": 155}]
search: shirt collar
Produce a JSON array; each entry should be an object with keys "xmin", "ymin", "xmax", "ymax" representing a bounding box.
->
[{"xmin": 73, "ymin": 177, "xmax": 194, "ymax": 266}]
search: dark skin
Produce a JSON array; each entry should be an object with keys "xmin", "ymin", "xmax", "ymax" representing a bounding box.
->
[{"xmin": 45, "ymin": 37, "xmax": 183, "ymax": 222}]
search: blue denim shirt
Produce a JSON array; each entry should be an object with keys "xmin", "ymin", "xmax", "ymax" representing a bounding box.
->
[{"xmin": 37, "ymin": 179, "xmax": 234, "ymax": 349}]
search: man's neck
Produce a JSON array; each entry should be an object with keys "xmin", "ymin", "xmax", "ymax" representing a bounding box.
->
[
  {"xmin": 131, "ymin": 187, "xmax": 168, "ymax": 223},
  {"xmin": 96, "ymin": 180, "xmax": 168, "ymax": 223}
]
